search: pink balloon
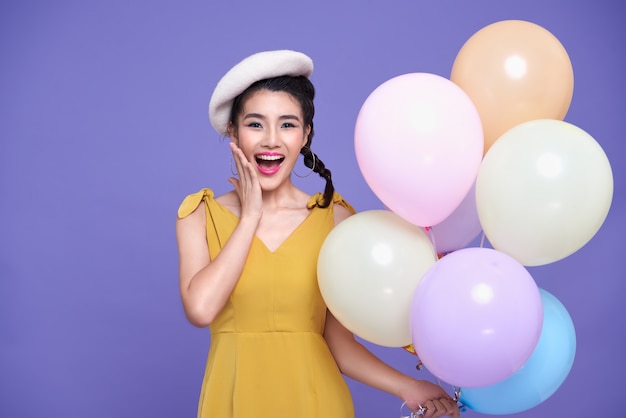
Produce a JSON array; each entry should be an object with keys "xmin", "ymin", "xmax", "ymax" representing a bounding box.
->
[
  {"xmin": 429, "ymin": 182, "xmax": 482, "ymax": 254},
  {"xmin": 410, "ymin": 248, "xmax": 543, "ymax": 388},
  {"xmin": 354, "ymin": 73, "xmax": 484, "ymax": 227}
]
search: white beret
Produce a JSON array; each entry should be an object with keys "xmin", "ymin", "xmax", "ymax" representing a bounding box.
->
[{"xmin": 208, "ymin": 50, "xmax": 314, "ymax": 136}]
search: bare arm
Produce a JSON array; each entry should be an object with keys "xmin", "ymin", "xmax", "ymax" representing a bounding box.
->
[
  {"xmin": 326, "ymin": 204, "xmax": 459, "ymax": 417},
  {"xmin": 176, "ymin": 142, "xmax": 262, "ymax": 327},
  {"xmin": 176, "ymin": 206, "xmax": 258, "ymax": 327},
  {"xmin": 324, "ymin": 313, "xmax": 458, "ymax": 417}
]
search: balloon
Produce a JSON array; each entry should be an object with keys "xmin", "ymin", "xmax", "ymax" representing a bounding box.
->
[
  {"xmin": 354, "ymin": 72, "xmax": 483, "ymax": 227},
  {"xmin": 451, "ymin": 20, "xmax": 574, "ymax": 153},
  {"xmin": 476, "ymin": 119, "xmax": 613, "ymax": 266},
  {"xmin": 428, "ymin": 181, "xmax": 482, "ymax": 254},
  {"xmin": 403, "ymin": 344, "xmax": 417, "ymax": 356},
  {"xmin": 460, "ymin": 289, "xmax": 576, "ymax": 415},
  {"xmin": 318, "ymin": 210, "xmax": 437, "ymax": 347},
  {"xmin": 410, "ymin": 247, "xmax": 543, "ymax": 388}
]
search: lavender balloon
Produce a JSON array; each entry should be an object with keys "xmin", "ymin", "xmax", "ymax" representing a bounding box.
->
[
  {"xmin": 429, "ymin": 182, "xmax": 482, "ymax": 254},
  {"xmin": 409, "ymin": 247, "xmax": 543, "ymax": 388},
  {"xmin": 459, "ymin": 288, "xmax": 576, "ymax": 414}
]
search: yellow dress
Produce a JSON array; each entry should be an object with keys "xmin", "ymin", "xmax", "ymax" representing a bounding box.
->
[{"xmin": 178, "ymin": 188, "xmax": 356, "ymax": 418}]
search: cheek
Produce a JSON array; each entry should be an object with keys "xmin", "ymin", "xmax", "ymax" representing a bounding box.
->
[{"xmin": 301, "ymin": 130, "xmax": 310, "ymax": 146}]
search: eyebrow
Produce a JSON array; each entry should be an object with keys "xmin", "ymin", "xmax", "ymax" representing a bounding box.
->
[{"xmin": 242, "ymin": 113, "xmax": 302, "ymax": 121}]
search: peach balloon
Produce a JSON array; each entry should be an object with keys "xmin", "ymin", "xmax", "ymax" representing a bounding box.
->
[{"xmin": 451, "ymin": 20, "xmax": 574, "ymax": 153}]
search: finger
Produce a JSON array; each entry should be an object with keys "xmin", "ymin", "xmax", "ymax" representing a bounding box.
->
[
  {"xmin": 427, "ymin": 398, "xmax": 454, "ymax": 418},
  {"xmin": 432, "ymin": 399, "xmax": 448, "ymax": 417},
  {"xmin": 238, "ymin": 150, "xmax": 257, "ymax": 187},
  {"xmin": 243, "ymin": 157, "xmax": 259, "ymax": 186},
  {"xmin": 443, "ymin": 398, "xmax": 461, "ymax": 418},
  {"xmin": 421, "ymin": 400, "xmax": 436, "ymax": 418},
  {"xmin": 435, "ymin": 398, "xmax": 458, "ymax": 418},
  {"xmin": 229, "ymin": 143, "xmax": 248, "ymax": 178}
]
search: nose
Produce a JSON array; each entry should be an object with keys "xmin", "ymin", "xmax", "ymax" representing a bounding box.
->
[{"xmin": 262, "ymin": 125, "xmax": 280, "ymax": 148}]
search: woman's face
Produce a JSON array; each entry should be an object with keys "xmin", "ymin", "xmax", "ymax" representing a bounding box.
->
[{"xmin": 231, "ymin": 89, "xmax": 310, "ymax": 188}]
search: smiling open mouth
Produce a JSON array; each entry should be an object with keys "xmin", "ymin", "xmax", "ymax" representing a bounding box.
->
[{"xmin": 256, "ymin": 154, "xmax": 284, "ymax": 174}]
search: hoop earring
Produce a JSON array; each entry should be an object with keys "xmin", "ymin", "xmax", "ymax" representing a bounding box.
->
[
  {"xmin": 294, "ymin": 153, "xmax": 315, "ymax": 178},
  {"xmin": 230, "ymin": 154, "xmax": 237, "ymax": 176}
]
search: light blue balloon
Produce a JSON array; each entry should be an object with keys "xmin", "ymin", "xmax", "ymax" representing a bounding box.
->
[{"xmin": 459, "ymin": 288, "xmax": 576, "ymax": 415}]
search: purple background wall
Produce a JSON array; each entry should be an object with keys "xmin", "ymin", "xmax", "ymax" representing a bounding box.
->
[{"xmin": 1, "ymin": 1, "xmax": 624, "ymax": 417}]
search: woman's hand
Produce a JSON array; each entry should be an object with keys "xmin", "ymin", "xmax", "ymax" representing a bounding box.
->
[
  {"xmin": 400, "ymin": 379, "xmax": 460, "ymax": 418},
  {"xmin": 228, "ymin": 141, "xmax": 262, "ymax": 221}
]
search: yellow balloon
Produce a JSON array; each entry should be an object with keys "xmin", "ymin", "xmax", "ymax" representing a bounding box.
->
[{"xmin": 451, "ymin": 20, "xmax": 574, "ymax": 154}]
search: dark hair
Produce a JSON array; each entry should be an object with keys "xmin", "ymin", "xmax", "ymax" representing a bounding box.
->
[{"xmin": 228, "ymin": 76, "xmax": 335, "ymax": 208}]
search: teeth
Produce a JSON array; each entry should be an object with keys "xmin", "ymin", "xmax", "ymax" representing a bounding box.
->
[{"xmin": 257, "ymin": 155, "xmax": 283, "ymax": 161}]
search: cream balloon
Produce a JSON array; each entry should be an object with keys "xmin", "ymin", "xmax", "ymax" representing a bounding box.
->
[
  {"xmin": 317, "ymin": 210, "xmax": 437, "ymax": 347},
  {"xmin": 476, "ymin": 119, "xmax": 613, "ymax": 266}
]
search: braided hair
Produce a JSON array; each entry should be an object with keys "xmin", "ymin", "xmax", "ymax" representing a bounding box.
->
[{"xmin": 228, "ymin": 75, "xmax": 335, "ymax": 208}]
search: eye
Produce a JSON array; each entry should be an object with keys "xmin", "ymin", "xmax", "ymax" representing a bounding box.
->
[
  {"xmin": 247, "ymin": 121, "xmax": 262, "ymax": 128},
  {"xmin": 282, "ymin": 122, "xmax": 297, "ymax": 128}
]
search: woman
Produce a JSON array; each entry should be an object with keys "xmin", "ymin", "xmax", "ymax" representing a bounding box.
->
[{"xmin": 176, "ymin": 50, "xmax": 459, "ymax": 418}]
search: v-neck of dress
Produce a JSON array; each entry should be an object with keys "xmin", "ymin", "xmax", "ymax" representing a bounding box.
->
[{"xmin": 212, "ymin": 198, "xmax": 317, "ymax": 254}]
